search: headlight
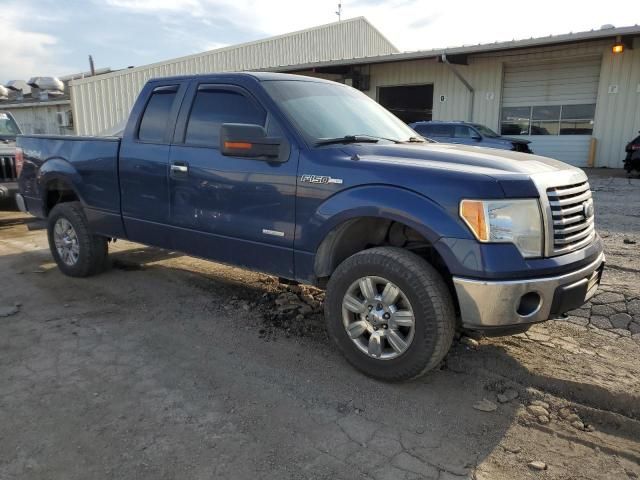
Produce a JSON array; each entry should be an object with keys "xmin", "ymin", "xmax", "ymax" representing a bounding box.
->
[{"xmin": 460, "ymin": 199, "xmax": 543, "ymax": 258}]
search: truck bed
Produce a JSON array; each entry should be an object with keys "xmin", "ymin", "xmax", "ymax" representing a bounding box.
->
[{"xmin": 17, "ymin": 134, "xmax": 124, "ymax": 236}]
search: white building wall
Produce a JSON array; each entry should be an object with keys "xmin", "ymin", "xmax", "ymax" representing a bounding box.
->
[
  {"xmin": 3, "ymin": 101, "xmax": 72, "ymax": 135},
  {"xmin": 71, "ymin": 17, "xmax": 398, "ymax": 135},
  {"xmin": 593, "ymin": 38, "xmax": 640, "ymax": 168}
]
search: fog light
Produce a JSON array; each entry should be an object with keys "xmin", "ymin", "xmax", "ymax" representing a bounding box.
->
[{"xmin": 517, "ymin": 292, "xmax": 541, "ymax": 317}]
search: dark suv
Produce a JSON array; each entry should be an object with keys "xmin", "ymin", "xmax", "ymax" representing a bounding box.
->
[
  {"xmin": 410, "ymin": 121, "xmax": 533, "ymax": 153},
  {"xmin": 0, "ymin": 111, "xmax": 22, "ymax": 206}
]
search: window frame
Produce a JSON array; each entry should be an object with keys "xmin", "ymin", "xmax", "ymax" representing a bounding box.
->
[
  {"xmin": 135, "ymin": 84, "xmax": 184, "ymax": 145},
  {"xmin": 173, "ymin": 82, "xmax": 268, "ymax": 149},
  {"xmin": 500, "ymin": 103, "xmax": 596, "ymax": 136}
]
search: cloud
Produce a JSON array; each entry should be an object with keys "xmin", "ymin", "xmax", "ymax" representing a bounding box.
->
[
  {"xmin": 104, "ymin": 0, "xmax": 206, "ymax": 15},
  {"xmin": 0, "ymin": 3, "xmax": 71, "ymax": 83}
]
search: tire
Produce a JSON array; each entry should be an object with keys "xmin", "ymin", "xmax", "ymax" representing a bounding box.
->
[
  {"xmin": 325, "ymin": 247, "xmax": 455, "ymax": 381},
  {"xmin": 47, "ymin": 201, "xmax": 108, "ymax": 277}
]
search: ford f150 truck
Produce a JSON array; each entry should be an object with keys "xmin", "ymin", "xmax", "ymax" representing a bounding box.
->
[{"xmin": 16, "ymin": 73, "xmax": 604, "ymax": 381}]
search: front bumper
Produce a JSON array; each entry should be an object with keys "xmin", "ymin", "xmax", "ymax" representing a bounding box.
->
[
  {"xmin": 453, "ymin": 251, "xmax": 605, "ymax": 330},
  {"xmin": 0, "ymin": 182, "xmax": 18, "ymax": 200}
]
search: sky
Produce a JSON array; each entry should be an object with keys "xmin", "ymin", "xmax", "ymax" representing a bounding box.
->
[{"xmin": 1, "ymin": 0, "xmax": 639, "ymax": 83}]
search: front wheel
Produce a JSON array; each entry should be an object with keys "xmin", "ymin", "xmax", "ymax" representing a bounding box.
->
[
  {"xmin": 325, "ymin": 247, "xmax": 455, "ymax": 381},
  {"xmin": 47, "ymin": 201, "xmax": 108, "ymax": 277}
]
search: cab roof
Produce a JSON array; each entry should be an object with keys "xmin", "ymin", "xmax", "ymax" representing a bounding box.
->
[{"xmin": 146, "ymin": 71, "xmax": 334, "ymax": 84}]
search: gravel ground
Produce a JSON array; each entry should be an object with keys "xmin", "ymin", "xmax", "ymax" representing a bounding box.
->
[{"xmin": 0, "ymin": 170, "xmax": 639, "ymax": 480}]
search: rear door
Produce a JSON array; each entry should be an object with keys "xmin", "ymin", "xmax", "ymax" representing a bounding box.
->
[
  {"xmin": 119, "ymin": 82, "xmax": 188, "ymax": 247},
  {"xmin": 167, "ymin": 81, "xmax": 298, "ymax": 277}
]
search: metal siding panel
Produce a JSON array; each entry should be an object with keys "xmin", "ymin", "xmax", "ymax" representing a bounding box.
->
[
  {"xmin": 593, "ymin": 47, "xmax": 640, "ymax": 167},
  {"xmin": 469, "ymin": 58, "xmax": 502, "ymax": 130},
  {"xmin": 502, "ymin": 57, "xmax": 601, "ymax": 106},
  {"xmin": 521, "ymin": 135, "xmax": 592, "ymax": 166}
]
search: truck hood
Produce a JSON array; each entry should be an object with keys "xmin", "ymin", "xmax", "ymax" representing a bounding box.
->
[{"xmin": 339, "ymin": 142, "xmax": 579, "ymax": 178}]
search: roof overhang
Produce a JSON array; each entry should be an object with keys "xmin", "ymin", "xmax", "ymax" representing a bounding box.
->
[{"xmin": 275, "ymin": 24, "xmax": 640, "ymax": 73}]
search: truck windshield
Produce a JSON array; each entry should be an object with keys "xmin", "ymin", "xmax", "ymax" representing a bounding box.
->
[
  {"xmin": 262, "ymin": 80, "xmax": 419, "ymax": 145},
  {"xmin": 0, "ymin": 113, "xmax": 21, "ymax": 139}
]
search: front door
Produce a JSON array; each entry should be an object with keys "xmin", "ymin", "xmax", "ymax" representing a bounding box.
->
[{"xmin": 167, "ymin": 82, "xmax": 298, "ymax": 277}]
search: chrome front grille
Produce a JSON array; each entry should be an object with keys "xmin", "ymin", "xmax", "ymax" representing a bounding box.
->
[
  {"xmin": 546, "ymin": 181, "xmax": 595, "ymax": 255},
  {"xmin": 0, "ymin": 155, "xmax": 17, "ymax": 182}
]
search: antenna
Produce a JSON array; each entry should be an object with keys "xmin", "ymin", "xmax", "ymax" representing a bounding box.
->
[{"xmin": 335, "ymin": 2, "xmax": 342, "ymax": 21}]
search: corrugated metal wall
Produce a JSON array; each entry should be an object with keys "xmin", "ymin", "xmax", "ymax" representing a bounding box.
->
[
  {"xmin": 3, "ymin": 101, "xmax": 72, "ymax": 135},
  {"xmin": 71, "ymin": 17, "xmax": 398, "ymax": 135},
  {"xmin": 593, "ymin": 39, "xmax": 640, "ymax": 168}
]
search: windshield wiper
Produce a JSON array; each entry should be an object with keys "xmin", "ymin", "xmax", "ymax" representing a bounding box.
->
[
  {"xmin": 315, "ymin": 134, "xmax": 402, "ymax": 146},
  {"xmin": 406, "ymin": 136, "xmax": 426, "ymax": 143}
]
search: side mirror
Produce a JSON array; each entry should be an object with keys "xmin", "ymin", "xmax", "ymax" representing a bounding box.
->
[
  {"xmin": 471, "ymin": 134, "xmax": 482, "ymax": 141},
  {"xmin": 220, "ymin": 123, "xmax": 289, "ymax": 162}
]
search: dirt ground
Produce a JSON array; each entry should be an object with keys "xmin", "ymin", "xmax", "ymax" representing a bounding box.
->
[{"xmin": 1, "ymin": 170, "xmax": 639, "ymax": 480}]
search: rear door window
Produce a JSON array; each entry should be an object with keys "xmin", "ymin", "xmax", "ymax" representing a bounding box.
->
[
  {"xmin": 426, "ymin": 124, "xmax": 454, "ymax": 137},
  {"xmin": 454, "ymin": 126, "xmax": 474, "ymax": 138},
  {"xmin": 138, "ymin": 85, "xmax": 179, "ymax": 143},
  {"xmin": 185, "ymin": 86, "xmax": 266, "ymax": 147}
]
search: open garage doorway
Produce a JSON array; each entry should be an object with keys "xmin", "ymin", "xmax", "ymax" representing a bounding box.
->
[{"xmin": 378, "ymin": 84, "xmax": 434, "ymax": 124}]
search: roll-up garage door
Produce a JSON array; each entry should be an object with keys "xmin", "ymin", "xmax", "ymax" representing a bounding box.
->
[{"xmin": 501, "ymin": 57, "xmax": 601, "ymax": 166}]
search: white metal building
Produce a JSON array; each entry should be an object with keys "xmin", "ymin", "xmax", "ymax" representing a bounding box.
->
[
  {"xmin": 69, "ymin": 18, "xmax": 640, "ymax": 168},
  {"xmin": 70, "ymin": 17, "xmax": 398, "ymax": 136}
]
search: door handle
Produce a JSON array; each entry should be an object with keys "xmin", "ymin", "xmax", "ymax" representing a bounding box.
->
[{"xmin": 170, "ymin": 163, "xmax": 188, "ymax": 174}]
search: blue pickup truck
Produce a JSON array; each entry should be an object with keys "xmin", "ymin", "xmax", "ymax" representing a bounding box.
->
[{"xmin": 15, "ymin": 73, "xmax": 604, "ymax": 380}]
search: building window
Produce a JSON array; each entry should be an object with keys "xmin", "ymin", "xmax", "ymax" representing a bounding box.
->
[
  {"xmin": 501, "ymin": 106, "xmax": 531, "ymax": 136},
  {"xmin": 560, "ymin": 104, "xmax": 596, "ymax": 135},
  {"xmin": 531, "ymin": 105, "xmax": 560, "ymax": 135},
  {"xmin": 501, "ymin": 104, "xmax": 595, "ymax": 136}
]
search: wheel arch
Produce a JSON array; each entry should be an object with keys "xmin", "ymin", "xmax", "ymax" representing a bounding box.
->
[
  {"xmin": 308, "ymin": 185, "xmax": 469, "ymax": 282},
  {"xmin": 38, "ymin": 158, "xmax": 84, "ymax": 216}
]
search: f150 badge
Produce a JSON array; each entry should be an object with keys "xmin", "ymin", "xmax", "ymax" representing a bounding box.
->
[{"xmin": 300, "ymin": 174, "xmax": 343, "ymax": 185}]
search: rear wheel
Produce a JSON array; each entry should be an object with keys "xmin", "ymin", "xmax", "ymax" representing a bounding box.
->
[
  {"xmin": 325, "ymin": 247, "xmax": 455, "ymax": 381},
  {"xmin": 47, "ymin": 201, "xmax": 108, "ymax": 277}
]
